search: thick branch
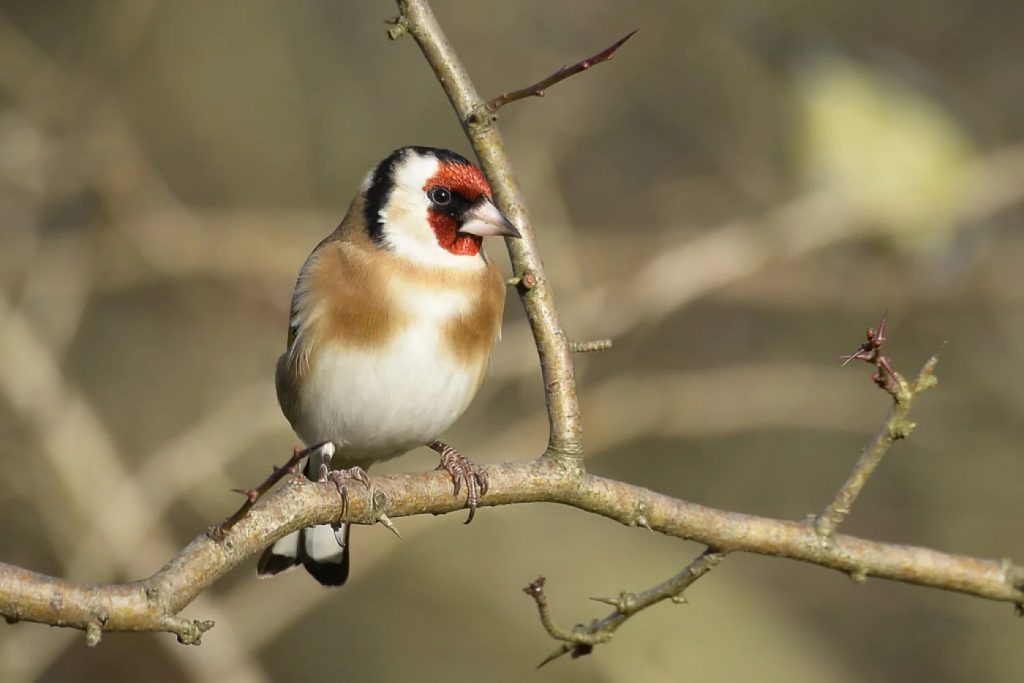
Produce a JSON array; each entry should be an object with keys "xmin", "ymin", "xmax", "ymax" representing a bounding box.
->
[
  {"xmin": 2, "ymin": 460, "xmax": 1022, "ymax": 642},
  {"xmin": 392, "ymin": 0, "xmax": 584, "ymax": 457}
]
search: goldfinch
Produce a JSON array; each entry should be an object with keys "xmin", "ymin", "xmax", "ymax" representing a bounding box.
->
[{"xmin": 257, "ymin": 146, "xmax": 520, "ymax": 586}]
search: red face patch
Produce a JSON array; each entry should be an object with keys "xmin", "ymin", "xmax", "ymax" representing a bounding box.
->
[
  {"xmin": 428, "ymin": 162, "xmax": 492, "ymax": 203},
  {"xmin": 423, "ymin": 162, "xmax": 493, "ymax": 256},
  {"xmin": 426, "ymin": 214, "xmax": 483, "ymax": 256}
]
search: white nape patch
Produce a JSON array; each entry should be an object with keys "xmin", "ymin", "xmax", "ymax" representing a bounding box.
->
[
  {"xmin": 359, "ymin": 167, "xmax": 375, "ymax": 194},
  {"xmin": 379, "ymin": 153, "xmax": 487, "ymax": 271},
  {"xmin": 294, "ymin": 283, "xmax": 486, "ymax": 464},
  {"xmin": 304, "ymin": 525, "xmax": 344, "ymax": 563}
]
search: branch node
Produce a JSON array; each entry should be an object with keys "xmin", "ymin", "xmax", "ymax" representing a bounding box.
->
[
  {"xmin": 887, "ymin": 418, "xmax": 916, "ymax": 441},
  {"xmin": 616, "ymin": 591, "xmax": 638, "ymax": 614},
  {"xmin": 162, "ymin": 616, "xmax": 215, "ymax": 646},
  {"xmin": 518, "ymin": 270, "xmax": 538, "ymax": 291},
  {"xmin": 840, "ymin": 309, "xmax": 905, "ymax": 399},
  {"xmin": 85, "ymin": 620, "xmax": 103, "ymax": 647},
  {"xmin": 632, "ymin": 500, "xmax": 653, "ymax": 530},
  {"xmin": 385, "ymin": 16, "xmax": 409, "ymax": 40},
  {"xmin": 1000, "ymin": 557, "xmax": 1024, "ymax": 590},
  {"xmin": 848, "ymin": 568, "xmax": 869, "ymax": 585},
  {"xmin": 524, "ymin": 575, "xmax": 546, "ymax": 599},
  {"xmin": 465, "ymin": 104, "xmax": 497, "ymax": 130}
]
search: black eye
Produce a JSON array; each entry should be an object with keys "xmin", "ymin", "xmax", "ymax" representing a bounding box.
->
[{"xmin": 428, "ymin": 187, "xmax": 452, "ymax": 205}]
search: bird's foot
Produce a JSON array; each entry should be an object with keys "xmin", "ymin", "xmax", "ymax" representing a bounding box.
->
[
  {"xmin": 428, "ymin": 440, "xmax": 488, "ymax": 524},
  {"xmin": 318, "ymin": 464, "xmax": 370, "ymax": 519}
]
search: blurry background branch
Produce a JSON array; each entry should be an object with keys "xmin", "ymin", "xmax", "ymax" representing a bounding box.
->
[
  {"xmin": 2, "ymin": 1, "xmax": 1024, "ymax": 682},
  {"xmin": 2, "ymin": 0, "xmax": 1022, "ymax": 662}
]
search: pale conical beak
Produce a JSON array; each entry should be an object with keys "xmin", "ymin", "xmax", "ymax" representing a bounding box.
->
[{"xmin": 459, "ymin": 198, "xmax": 522, "ymax": 238}]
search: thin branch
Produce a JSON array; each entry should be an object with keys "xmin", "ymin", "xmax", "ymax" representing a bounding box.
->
[
  {"xmin": 210, "ymin": 444, "xmax": 319, "ymax": 539},
  {"xmin": 484, "ymin": 30, "xmax": 636, "ymax": 114},
  {"xmin": 393, "ymin": 0, "xmax": 588, "ymax": 458},
  {"xmin": 527, "ymin": 548, "xmax": 727, "ymax": 667},
  {"xmin": 816, "ymin": 318, "xmax": 942, "ymax": 538},
  {"xmin": 2, "ymin": 459, "xmax": 1022, "ymax": 642}
]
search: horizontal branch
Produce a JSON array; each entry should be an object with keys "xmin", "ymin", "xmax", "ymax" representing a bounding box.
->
[{"xmin": 2, "ymin": 458, "xmax": 1021, "ymax": 643}]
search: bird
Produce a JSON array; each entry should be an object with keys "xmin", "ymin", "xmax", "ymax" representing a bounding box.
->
[{"xmin": 257, "ymin": 146, "xmax": 520, "ymax": 586}]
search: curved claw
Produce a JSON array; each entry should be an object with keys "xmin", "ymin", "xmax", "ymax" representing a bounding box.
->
[
  {"xmin": 320, "ymin": 465, "xmax": 370, "ymax": 519},
  {"xmin": 428, "ymin": 440, "xmax": 488, "ymax": 523}
]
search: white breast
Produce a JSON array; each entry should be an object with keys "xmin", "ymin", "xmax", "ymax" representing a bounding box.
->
[{"xmin": 294, "ymin": 284, "xmax": 487, "ymax": 464}]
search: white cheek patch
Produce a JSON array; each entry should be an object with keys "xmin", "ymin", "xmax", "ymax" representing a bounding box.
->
[{"xmin": 379, "ymin": 155, "xmax": 486, "ymax": 271}]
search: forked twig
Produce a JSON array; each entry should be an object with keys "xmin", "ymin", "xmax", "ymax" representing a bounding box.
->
[
  {"xmin": 526, "ymin": 548, "xmax": 727, "ymax": 667},
  {"xmin": 816, "ymin": 314, "xmax": 942, "ymax": 538}
]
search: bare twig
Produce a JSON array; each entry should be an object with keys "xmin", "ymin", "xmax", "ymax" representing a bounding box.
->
[
  {"xmin": 211, "ymin": 444, "xmax": 323, "ymax": 539},
  {"xmin": 527, "ymin": 548, "xmax": 727, "ymax": 667},
  {"xmin": 839, "ymin": 310, "xmax": 904, "ymax": 398},
  {"xmin": 816, "ymin": 317, "xmax": 942, "ymax": 538},
  {"xmin": 484, "ymin": 31, "xmax": 636, "ymax": 114}
]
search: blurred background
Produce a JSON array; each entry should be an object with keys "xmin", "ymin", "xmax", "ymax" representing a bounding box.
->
[{"xmin": 1, "ymin": 1, "xmax": 1022, "ymax": 681}]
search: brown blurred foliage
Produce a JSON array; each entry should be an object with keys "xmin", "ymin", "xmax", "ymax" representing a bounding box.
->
[{"xmin": 1, "ymin": 1, "xmax": 1022, "ymax": 682}]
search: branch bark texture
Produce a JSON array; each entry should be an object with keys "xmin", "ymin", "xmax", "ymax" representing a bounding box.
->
[
  {"xmin": 392, "ymin": 0, "xmax": 583, "ymax": 457},
  {"xmin": 2, "ymin": 461, "xmax": 1023, "ymax": 641}
]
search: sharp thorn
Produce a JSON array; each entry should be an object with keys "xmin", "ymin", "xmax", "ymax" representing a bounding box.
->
[
  {"xmin": 589, "ymin": 596, "xmax": 620, "ymax": 607},
  {"xmin": 376, "ymin": 513, "xmax": 404, "ymax": 540}
]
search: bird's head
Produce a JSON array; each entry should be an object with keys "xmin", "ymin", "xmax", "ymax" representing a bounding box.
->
[{"xmin": 361, "ymin": 146, "xmax": 521, "ymax": 268}]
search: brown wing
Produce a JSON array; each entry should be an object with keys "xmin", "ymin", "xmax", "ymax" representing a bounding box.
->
[{"xmin": 275, "ymin": 351, "xmax": 302, "ymax": 434}]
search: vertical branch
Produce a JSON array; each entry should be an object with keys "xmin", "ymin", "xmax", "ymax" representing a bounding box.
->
[{"xmin": 392, "ymin": 0, "xmax": 583, "ymax": 458}]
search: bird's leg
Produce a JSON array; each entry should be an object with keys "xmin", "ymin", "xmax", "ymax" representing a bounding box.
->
[
  {"xmin": 318, "ymin": 463, "xmax": 370, "ymax": 519},
  {"xmin": 427, "ymin": 440, "xmax": 489, "ymax": 524}
]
